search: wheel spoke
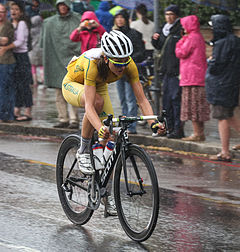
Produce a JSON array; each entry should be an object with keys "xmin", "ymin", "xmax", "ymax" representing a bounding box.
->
[{"xmin": 114, "ymin": 145, "xmax": 159, "ymax": 242}]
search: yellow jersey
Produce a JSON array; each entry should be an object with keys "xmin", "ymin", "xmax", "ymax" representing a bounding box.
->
[{"xmin": 65, "ymin": 48, "xmax": 139, "ymax": 87}]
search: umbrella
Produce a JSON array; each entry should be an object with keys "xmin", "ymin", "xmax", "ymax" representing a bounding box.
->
[
  {"xmin": 38, "ymin": 2, "xmax": 55, "ymax": 13},
  {"xmin": 191, "ymin": 0, "xmax": 239, "ymax": 11},
  {"xmin": 112, "ymin": 0, "xmax": 154, "ymax": 11}
]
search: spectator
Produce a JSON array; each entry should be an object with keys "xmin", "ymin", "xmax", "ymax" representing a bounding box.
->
[
  {"xmin": 25, "ymin": 0, "xmax": 40, "ymax": 18},
  {"xmin": 113, "ymin": 9, "xmax": 145, "ymax": 134},
  {"xmin": 71, "ymin": 0, "xmax": 94, "ymax": 15},
  {"xmin": 206, "ymin": 15, "xmax": 240, "ymax": 162},
  {"xmin": 0, "ymin": 1, "xmax": 33, "ymax": 121},
  {"xmin": 130, "ymin": 3, "xmax": 154, "ymax": 58},
  {"xmin": 28, "ymin": 2, "xmax": 44, "ymax": 87},
  {"xmin": 4, "ymin": 0, "xmax": 11, "ymax": 19},
  {"xmin": 70, "ymin": 11, "xmax": 105, "ymax": 53},
  {"xmin": 41, "ymin": 0, "xmax": 81, "ymax": 129},
  {"xmin": 25, "ymin": 1, "xmax": 43, "ymax": 87},
  {"xmin": 152, "ymin": 4, "xmax": 183, "ymax": 139},
  {"xmin": 0, "ymin": 3, "xmax": 16, "ymax": 122},
  {"xmin": 175, "ymin": 15, "xmax": 210, "ymax": 142},
  {"xmin": 95, "ymin": 1, "xmax": 113, "ymax": 32}
]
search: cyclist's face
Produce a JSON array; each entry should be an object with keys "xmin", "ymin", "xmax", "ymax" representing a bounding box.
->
[{"xmin": 106, "ymin": 57, "xmax": 130, "ymax": 76}]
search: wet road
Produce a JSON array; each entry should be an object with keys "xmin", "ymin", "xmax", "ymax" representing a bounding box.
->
[{"xmin": 0, "ymin": 134, "xmax": 240, "ymax": 251}]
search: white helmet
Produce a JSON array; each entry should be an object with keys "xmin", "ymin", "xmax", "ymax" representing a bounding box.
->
[{"xmin": 101, "ymin": 30, "xmax": 133, "ymax": 58}]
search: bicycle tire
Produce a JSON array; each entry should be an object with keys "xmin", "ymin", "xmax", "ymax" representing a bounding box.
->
[
  {"xmin": 114, "ymin": 144, "xmax": 159, "ymax": 242},
  {"xmin": 56, "ymin": 135, "xmax": 94, "ymax": 225}
]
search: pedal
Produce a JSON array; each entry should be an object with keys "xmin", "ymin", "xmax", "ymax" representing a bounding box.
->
[
  {"xmin": 61, "ymin": 183, "xmax": 73, "ymax": 200},
  {"xmin": 61, "ymin": 183, "xmax": 71, "ymax": 192}
]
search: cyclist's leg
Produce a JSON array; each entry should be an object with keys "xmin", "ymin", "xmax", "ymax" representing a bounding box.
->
[
  {"xmin": 62, "ymin": 77, "xmax": 104, "ymax": 138},
  {"xmin": 62, "ymin": 77, "xmax": 104, "ymax": 174},
  {"xmin": 95, "ymin": 85, "xmax": 117, "ymax": 216}
]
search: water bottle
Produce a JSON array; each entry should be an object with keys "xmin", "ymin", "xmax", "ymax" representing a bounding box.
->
[
  {"xmin": 92, "ymin": 143, "xmax": 104, "ymax": 170},
  {"xmin": 103, "ymin": 141, "xmax": 115, "ymax": 163}
]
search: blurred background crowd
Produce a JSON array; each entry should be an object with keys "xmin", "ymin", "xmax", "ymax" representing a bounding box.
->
[{"xmin": 0, "ymin": 0, "xmax": 239, "ymax": 160}]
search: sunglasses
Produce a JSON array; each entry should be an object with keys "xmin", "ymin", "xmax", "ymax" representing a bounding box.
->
[{"xmin": 108, "ymin": 56, "xmax": 132, "ymax": 68}]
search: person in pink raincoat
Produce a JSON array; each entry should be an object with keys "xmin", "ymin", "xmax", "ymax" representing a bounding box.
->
[
  {"xmin": 70, "ymin": 11, "xmax": 106, "ymax": 53},
  {"xmin": 175, "ymin": 15, "xmax": 210, "ymax": 142}
]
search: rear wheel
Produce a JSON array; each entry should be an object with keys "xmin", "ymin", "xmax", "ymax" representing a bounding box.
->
[
  {"xmin": 56, "ymin": 135, "xmax": 93, "ymax": 225},
  {"xmin": 114, "ymin": 145, "xmax": 159, "ymax": 242}
]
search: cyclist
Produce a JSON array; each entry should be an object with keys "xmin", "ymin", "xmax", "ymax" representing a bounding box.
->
[
  {"xmin": 63, "ymin": 30, "xmax": 162, "ymax": 170},
  {"xmin": 62, "ymin": 31, "xmax": 163, "ymax": 213}
]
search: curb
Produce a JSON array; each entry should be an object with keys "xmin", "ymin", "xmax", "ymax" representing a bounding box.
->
[
  {"xmin": 1, "ymin": 122, "xmax": 240, "ymax": 159},
  {"xmin": 129, "ymin": 134, "xmax": 221, "ymax": 156},
  {"xmin": 0, "ymin": 123, "xmax": 77, "ymax": 138}
]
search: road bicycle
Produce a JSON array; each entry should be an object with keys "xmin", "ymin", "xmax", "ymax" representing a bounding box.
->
[{"xmin": 56, "ymin": 113, "xmax": 167, "ymax": 242}]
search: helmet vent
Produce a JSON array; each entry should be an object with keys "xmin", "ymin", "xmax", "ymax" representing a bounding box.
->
[{"xmin": 100, "ymin": 30, "xmax": 133, "ymax": 58}]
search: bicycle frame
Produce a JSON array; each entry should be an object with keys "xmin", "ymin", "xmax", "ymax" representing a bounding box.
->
[
  {"xmin": 62, "ymin": 113, "xmax": 167, "ymax": 204},
  {"xmin": 97, "ymin": 114, "xmax": 163, "ymax": 196}
]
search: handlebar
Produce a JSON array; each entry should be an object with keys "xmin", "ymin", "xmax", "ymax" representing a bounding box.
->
[{"xmin": 102, "ymin": 110, "xmax": 169, "ymax": 135}]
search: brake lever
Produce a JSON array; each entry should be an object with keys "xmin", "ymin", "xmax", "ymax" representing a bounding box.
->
[
  {"xmin": 102, "ymin": 114, "xmax": 113, "ymax": 135},
  {"xmin": 103, "ymin": 114, "xmax": 113, "ymax": 127}
]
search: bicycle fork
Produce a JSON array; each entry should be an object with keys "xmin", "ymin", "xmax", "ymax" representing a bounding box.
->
[{"xmin": 121, "ymin": 147, "xmax": 146, "ymax": 197}]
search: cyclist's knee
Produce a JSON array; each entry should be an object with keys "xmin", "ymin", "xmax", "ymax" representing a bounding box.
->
[{"xmin": 95, "ymin": 94, "xmax": 104, "ymax": 114}]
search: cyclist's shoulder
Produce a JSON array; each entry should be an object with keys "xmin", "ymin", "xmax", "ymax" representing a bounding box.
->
[
  {"xmin": 125, "ymin": 59, "xmax": 138, "ymax": 73},
  {"xmin": 124, "ymin": 59, "xmax": 139, "ymax": 82},
  {"xmin": 83, "ymin": 48, "xmax": 103, "ymax": 62},
  {"xmin": 67, "ymin": 48, "xmax": 101, "ymax": 71}
]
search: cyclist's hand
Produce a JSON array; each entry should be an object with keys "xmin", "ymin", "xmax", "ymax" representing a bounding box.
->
[
  {"xmin": 98, "ymin": 125, "xmax": 110, "ymax": 139},
  {"xmin": 151, "ymin": 121, "xmax": 166, "ymax": 134}
]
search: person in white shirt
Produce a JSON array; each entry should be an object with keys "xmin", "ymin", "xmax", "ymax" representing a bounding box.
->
[{"xmin": 130, "ymin": 4, "xmax": 154, "ymax": 58}]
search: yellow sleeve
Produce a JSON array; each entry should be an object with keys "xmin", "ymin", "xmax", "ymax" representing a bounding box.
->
[{"xmin": 125, "ymin": 60, "xmax": 140, "ymax": 84}]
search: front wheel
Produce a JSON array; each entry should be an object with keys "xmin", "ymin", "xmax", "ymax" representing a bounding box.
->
[
  {"xmin": 56, "ymin": 135, "xmax": 94, "ymax": 225},
  {"xmin": 114, "ymin": 145, "xmax": 159, "ymax": 242}
]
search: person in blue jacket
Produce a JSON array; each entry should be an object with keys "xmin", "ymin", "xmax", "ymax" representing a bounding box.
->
[{"xmin": 95, "ymin": 1, "xmax": 113, "ymax": 32}]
